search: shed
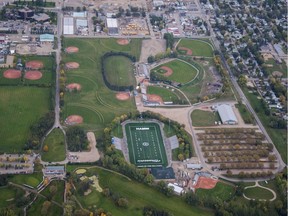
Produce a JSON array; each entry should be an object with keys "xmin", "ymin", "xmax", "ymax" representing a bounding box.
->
[
  {"xmin": 217, "ymin": 104, "xmax": 238, "ymax": 125},
  {"xmin": 187, "ymin": 163, "xmax": 202, "ymax": 170}
]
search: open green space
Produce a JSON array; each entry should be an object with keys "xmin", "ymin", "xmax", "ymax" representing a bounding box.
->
[
  {"xmin": 42, "ymin": 128, "xmax": 66, "ymax": 162},
  {"xmin": 243, "ymin": 87, "xmax": 287, "ymax": 162},
  {"xmin": 177, "ymin": 39, "xmax": 214, "ymax": 57},
  {"xmin": 12, "ymin": 0, "xmax": 55, "ymax": 7},
  {"xmin": 9, "ymin": 171, "xmax": 43, "ymax": 188},
  {"xmin": 27, "ymin": 196, "xmax": 63, "ymax": 216},
  {"xmin": 235, "ymin": 103, "xmax": 254, "ymax": 124},
  {"xmin": 41, "ymin": 180, "xmax": 65, "ymax": 204},
  {"xmin": 151, "ymin": 59, "xmax": 198, "ymax": 84},
  {"xmin": 73, "ymin": 167, "xmax": 212, "ymax": 216},
  {"xmin": 104, "ymin": 55, "xmax": 135, "ymax": 87},
  {"xmin": 0, "ymin": 86, "xmax": 51, "ymax": 152},
  {"xmin": 147, "ymin": 86, "xmax": 180, "ymax": 102},
  {"xmin": 244, "ymin": 187, "xmax": 274, "ymax": 200},
  {"xmin": 191, "ymin": 109, "xmax": 220, "ymax": 127},
  {"xmin": 0, "ymin": 186, "xmax": 17, "ymax": 208},
  {"xmin": 125, "ymin": 122, "xmax": 167, "ymax": 167},
  {"xmin": 62, "ymin": 38, "xmax": 141, "ymax": 130},
  {"xmin": 263, "ymin": 58, "xmax": 287, "ymax": 77},
  {"xmin": 112, "ymin": 124, "xmax": 123, "ymax": 138},
  {"xmin": 196, "ymin": 182, "xmax": 235, "ymax": 201}
]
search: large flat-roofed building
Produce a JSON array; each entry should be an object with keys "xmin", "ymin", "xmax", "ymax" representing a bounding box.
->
[
  {"xmin": 44, "ymin": 166, "xmax": 65, "ymax": 175},
  {"xmin": 40, "ymin": 34, "xmax": 54, "ymax": 42},
  {"xmin": 106, "ymin": 18, "xmax": 119, "ymax": 35},
  {"xmin": 217, "ymin": 104, "xmax": 238, "ymax": 125},
  {"xmin": 63, "ymin": 17, "xmax": 74, "ymax": 35}
]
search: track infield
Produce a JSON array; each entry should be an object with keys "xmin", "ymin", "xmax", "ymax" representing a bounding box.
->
[{"xmin": 125, "ymin": 122, "xmax": 167, "ymax": 168}]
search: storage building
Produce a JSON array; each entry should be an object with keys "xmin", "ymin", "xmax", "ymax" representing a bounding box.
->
[{"xmin": 217, "ymin": 104, "xmax": 238, "ymax": 125}]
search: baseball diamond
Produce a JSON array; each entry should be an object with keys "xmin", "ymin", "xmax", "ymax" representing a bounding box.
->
[{"xmin": 124, "ymin": 122, "xmax": 168, "ymax": 168}]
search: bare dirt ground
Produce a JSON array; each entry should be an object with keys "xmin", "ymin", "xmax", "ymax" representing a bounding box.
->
[
  {"xmin": 262, "ymin": 53, "xmax": 273, "ymax": 61},
  {"xmin": 65, "ymin": 62, "xmax": 80, "ymax": 69},
  {"xmin": 66, "ymin": 83, "xmax": 81, "ymax": 91},
  {"xmin": 116, "ymin": 92, "xmax": 130, "ymax": 101},
  {"xmin": 16, "ymin": 43, "xmax": 53, "ymax": 55},
  {"xmin": 178, "ymin": 47, "xmax": 192, "ymax": 55},
  {"xmin": 147, "ymin": 94, "xmax": 163, "ymax": 103},
  {"xmin": 65, "ymin": 46, "xmax": 79, "ymax": 53},
  {"xmin": 140, "ymin": 38, "xmax": 166, "ymax": 63},
  {"xmin": 3, "ymin": 69, "xmax": 21, "ymax": 79},
  {"xmin": 25, "ymin": 61, "xmax": 44, "ymax": 70},
  {"xmin": 160, "ymin": 66, "xmax": 173, "ymax": 77},
  {"xmin": 0, "ymin": 55, "xmax": 14, "ymax": 68},
  {"xmin": 117, "ymin": 39, "xmax": 130, "ymax": 45},
  {"xmin": 65, "ymin": 115, "xmax": 83, "ymax": 125},
  {"xmin": 68, "ymin": 132, "xmax": 100, "ymax": 163},
  {"xmin": 24, "ymin": 71, "xmax": 42, "ymax": 80}
]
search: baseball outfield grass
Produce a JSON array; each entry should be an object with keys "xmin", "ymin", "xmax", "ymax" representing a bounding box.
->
[
  {"xmin": 177, "ymin": 39, "xmax": 214, "ymax": 57},
  {"xmin": 104, "ymin": 55, "xmax": 136, "ymax": 87},
  {"xmin": 41, "ymin": 128, "xmax": 66, "ymax": 162},
  {"xmin": 151, "ymin": 59, "xmax": 198, "ymax": 84},
  {"xmin": 147, "ymin": 86, "xmax": 179, "ymax": 102},
  {"xmin": 196, "ymin": 182, "xmax": 235, "ymax": 201},
  {"xmin": 62, "ymin": 38, "xmax": 142, "ymax": 130},
  {"xmin": 0, "ymin": 86, "xmax": 51, "ymax": 152}
]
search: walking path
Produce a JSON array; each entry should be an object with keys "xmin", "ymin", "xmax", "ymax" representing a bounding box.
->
[{"xmin": 242, "ymin": 181, "xmax": 277, "ymax": 201}]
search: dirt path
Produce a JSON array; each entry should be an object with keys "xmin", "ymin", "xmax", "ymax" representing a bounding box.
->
[
  {"xmin": 140, "ymin": 38, "xmax": 166, "ymax": 63},
  {"xmin": 243, "ymin": 181, "xmax": 277, "ymax": 201}
]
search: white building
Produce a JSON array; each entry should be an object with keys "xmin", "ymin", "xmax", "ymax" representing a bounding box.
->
[
  {"xmin": 168, "ymin": 183, "xmax": 184, "ymax": 195},
  {"xmin": 217, "ymin": 104, "xmax": 238, "ymax": 125},
  {"xmin": 63, "ymin": 17, "xmax": 74, "ymax": 35},
  {"xmin": 106, "ymin": 18, "xmax": 119, "ymax": 35}
]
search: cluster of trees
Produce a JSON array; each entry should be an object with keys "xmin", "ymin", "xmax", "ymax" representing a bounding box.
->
[
  {"xmin": 24, "ymin": 111, "xmax": 54, "ymax": 150},
  {"xmin": 226, "ymin": 170, "xmax": 274, "ymax": 178},
  {"xmin": 147, "ymin": 48, "xmax": 178, "ymax": 64},
  {"xmin": 149, "ymin": 15, "xmax": 165, "ymax": 30},
  {"xmin": 115, "ymin": 6, "xmax": 146, "ymax": 18},
  {"xmin": 213, "ymin": 55, "xmax": 230, "ymax": 93},
  {"xmin": 102, "ymin": 188, "xmax": 129, "ymax": 208},
  {"xmin": 101, "ymin": 52, "xmax": 136, "ymax": 91},
  {"xmin": 163, "ymin": 33, "xmax": 174, "ymax": 50},
  {"xmin": 143, "ymin": 206, "xmax": 173, "ymax": 216},
  {"xmin": 156, "ymin": 181, "xmax": 173, "ymax": 197},
  {"xmin": 66, "ymin": 126, "xmax": 88, "ymax": 152}
]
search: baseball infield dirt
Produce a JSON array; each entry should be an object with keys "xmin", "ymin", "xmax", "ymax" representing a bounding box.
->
[
  {"xmin": 117, "ymin": 39, "xmax": 130, "ymax": 45},
  {"xmin": 65, "ymin": 62, "xmax": 80, "ymax": 69},
  {"xmin": 66, "ymin": 83, "xmax": 81, "ymax": 91},
  {"xmin": 160, "ymin": 66, "xmax": 173, "ymax": 77},
  {"xmin": 3, "ymin": 69, "xmax": 21, "ymax": 79},
  {"xmin": 65, "ymin": 115, "xmax": 83, "ymax": 125},
  {"xmin": 65, "ymin": 46, "xmax": 79, "ymax": 53},
  {"xmin": 116, "ymin": 92, "xmax": 130, "ymax": 101},
  {"xmin": 147, "ymin": 94, "xmax": 163, "ymax": 103},
  {"xmin": 178, "ymin": 47, "xmax": 193, "ymax": 55},
  {"xmin": 25, "ymin": 60, "xmax": 44, "ymax": 69},
  {"xmin": 24, "ymin": 71, "xmax": 42, "ymax": 80},
  {"xmin": 194, "ymin": 176, "xmax": 218, "ymax": 189}
]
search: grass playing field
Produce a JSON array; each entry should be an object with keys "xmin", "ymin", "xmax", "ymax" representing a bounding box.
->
[
  {"xmin": 41, "ymin": 128, "xmax": 66, "ymax": 162},
  {"xmin": 104, "ymin": 55, "xmax": 135, "ymax": 87},
  {"xmin": 263, "ymin": 58, "xmax": 287, "ymax": 77},
  {"xmin": 147, "ymin": 86, "xmax": 179, "ymax": 102},
  {"xmin": 125, "ymin": 122, "xmax": 167, "ymax": 167},
  {"xmin": 62, "ymin": 38, "xmax": 141, "ymax": 130},
  {"xmin": 0, "ymin": 86, "xmax": 51, "ymax": 152},
  {"xmin": 177, "ymin": 39, "xmax": 214, "ymax": 57},
  {"xmin": 196, "ymin": 182, "xmax": 235, "ymax": 201},
  {"xmin": 244, "ymin": 186, "xmax": 274, "ymax": 200},
  {"xmin": 191, "ymin": 109, "xmax": 221, "ymax": 127},
  {"xmin": 151, "ymin": 59, "xmax": 198, "ymax": 84},
  {"xmin": 71, "ymin": 166, "xmax": 212, "ymax": 216}
]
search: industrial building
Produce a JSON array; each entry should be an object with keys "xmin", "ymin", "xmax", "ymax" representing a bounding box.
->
[
  {"xmin": 217, "ymin": 104, "xmax": 238, "ymax": 125},
  {"xmin": 167, "ymin": 183, "xmax": 184, "ymax": 195},
  {"xmin": 63, "ymin": 17, "xmax": 74, "ymax": 35},
  {"xmin": 106, "ymin": 18, "xmax": 119, "ymax": 35}
]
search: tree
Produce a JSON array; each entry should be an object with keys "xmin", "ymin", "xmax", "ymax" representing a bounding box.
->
[
  {"xmin": 41, "ymin": 201, "xmax": 51, "ymax": 215},
  {"xmin": 238, "ymin": 74, "xmax": 247, "ymax": 86},
  {"xmin": 117, "ymin": 197, "xmax": 129, "ymax": 208},
  {"xmin": 43, "ymin": 145, "xmax": 48, "ymax": 152},
  {"xmin": 178, "ymin": 153, "xmax": 184, "ymax": 161}
]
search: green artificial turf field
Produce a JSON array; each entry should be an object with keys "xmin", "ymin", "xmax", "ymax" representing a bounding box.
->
[{"xmin": 124, "ymin": 122, "xmax": 167, "ymax": 167}]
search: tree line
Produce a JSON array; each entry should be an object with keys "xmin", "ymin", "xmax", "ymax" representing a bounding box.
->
[{"xmin": 101, "ymin": 52, "xmax": 136, "ymax": 92}]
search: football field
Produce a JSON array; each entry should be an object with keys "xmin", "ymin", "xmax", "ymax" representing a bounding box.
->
[{"xmin": 125, "ymin": 122, "xmax": 168, "ymax": 167}]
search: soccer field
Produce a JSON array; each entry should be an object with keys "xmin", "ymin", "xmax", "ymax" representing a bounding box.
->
[{"xmin": 125, "ymin": 122, "xmax": 168, "ymax": 167}]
